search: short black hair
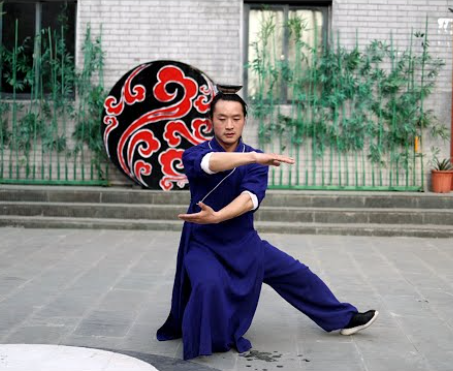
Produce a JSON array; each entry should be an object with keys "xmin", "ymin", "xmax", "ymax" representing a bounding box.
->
[{"xmin": 209, "ymin": 93, "xmax": 248, "ymax": 118}]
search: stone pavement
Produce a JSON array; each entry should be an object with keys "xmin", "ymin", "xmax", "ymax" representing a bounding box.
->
[{"xmin": 0, "ymin": 227, "xmax": 452, "ymax": 371}]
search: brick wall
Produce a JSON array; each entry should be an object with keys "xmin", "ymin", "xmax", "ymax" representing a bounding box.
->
[
  {"xmin": 332, "ymin": 0, "xmax": 453, "ymax": 161},
  {"xmin": 76, "ymin": 0, "xmax": 243, "ymax": 90},
  {"xmin": 75, "ymin": 0, "xmax": 452, "ymax": 189},
  {"xmin": 76, "ymin": 0, "xmax": 245, "ymax": 186}
]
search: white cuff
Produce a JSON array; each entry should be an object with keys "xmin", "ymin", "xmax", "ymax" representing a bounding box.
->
[
  {"xmin": 201, "ymin": 152, "xmax": 217, "ymax": 175},
  {"xmin": 242, "ymin": 191, "xmax": 259, "ymax": 211}
]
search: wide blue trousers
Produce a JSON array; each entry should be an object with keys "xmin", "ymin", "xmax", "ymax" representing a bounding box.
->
[
  {"xmin": 182, "ymin": 240, "xmax": 357, "ymax": 359},
  {"xmin": 261, "ymin": 242, "xmax": 357, "ymax": 331}
]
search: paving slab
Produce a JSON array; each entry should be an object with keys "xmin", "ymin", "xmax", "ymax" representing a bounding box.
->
[{"xmin": 0, "ymin": 227, "xmax": 452, "ymax": 371}]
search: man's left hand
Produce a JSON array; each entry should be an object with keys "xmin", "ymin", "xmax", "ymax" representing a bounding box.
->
[{"xmin": 178, "ymin": 202, "xmax": 220, "ymax": 224}]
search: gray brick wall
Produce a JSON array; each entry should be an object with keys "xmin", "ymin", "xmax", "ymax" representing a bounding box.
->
[
  {"xmin": 332, "ymin": 0, "xmax": 453, "ymax": 185},
  {"xmin": 76, "ymin": 0, "xmax": 243, "ymax": 90},
  {"xmin": 75, "ymin": 0, "xmax": 452, "ymax": 188},
  {"xmin": 332, "ymin": 1, "xmax": 452, "ymax": 92}
]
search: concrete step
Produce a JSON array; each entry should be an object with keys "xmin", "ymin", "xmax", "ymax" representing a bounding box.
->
[
  {"xmin": 1, "ymin": 185, "xmax": 453, "ymax": 209},
  {"xmin": 1, "ymin": 185, "xmax": 452, "ymax": 237},
  {"xmin": 256, "ymin": 221, "xmax": 453, "ymax": 238},
  {"xmin": 256, "ymin": 206, "xmax": 453, "ymax": 225},
  {"xmin": 1, "ymin": 215, "xmax": 452, "ymax": 238},
  {"xmin": 1, "ymin": 201, "xmax": 453, "ymax": 225},
  {"xmin": 0, "ymin": 215, "xmax": 183, "ymax": 231},
  {"xmin": 0, "ymin": 186, "xmax": 191, "ymax": 205},
  {"xmin": 0, "ymin": 202, "xmax": 187, "ymax": 220}
]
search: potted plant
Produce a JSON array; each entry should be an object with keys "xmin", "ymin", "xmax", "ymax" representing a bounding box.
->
[{"xmin": 431, "ymin": 157, "xmax": 453, "ymax": 193}]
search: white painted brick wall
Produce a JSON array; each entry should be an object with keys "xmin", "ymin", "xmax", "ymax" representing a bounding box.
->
[
  {"xmin": 77, "ymin": 0, "xmax": 243, "ymax": 90},
  {"xmin": 332, "ymin": 0, "xmax": 453, "ymax": 187},
  {"xmin": 73, "ymin": 0, "xmax": 452, "ymax": 189}
]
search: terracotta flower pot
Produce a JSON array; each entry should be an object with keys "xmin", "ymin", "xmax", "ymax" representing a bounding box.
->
[
  {"xmin": 431, "ymin": 170, "xmax": 453, "ymax": 193},
  {"xmin": 448, "ymin": 170, "xmax": 453, "ymax": 191}
]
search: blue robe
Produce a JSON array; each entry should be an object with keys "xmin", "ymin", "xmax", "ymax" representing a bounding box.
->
[{"xmin": 156, "ymin": 137, "xmax": 357, "ymax": 360}]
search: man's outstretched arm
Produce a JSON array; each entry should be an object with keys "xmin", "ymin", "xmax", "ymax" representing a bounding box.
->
[{"xmin": 206, "ymin": 152, "xmax": 295, "ymax": 173}]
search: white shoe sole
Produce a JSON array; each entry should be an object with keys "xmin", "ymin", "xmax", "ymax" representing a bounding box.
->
[{"xmin": 340, "ymin": 310, "xmax": 379, "ymax": 336}]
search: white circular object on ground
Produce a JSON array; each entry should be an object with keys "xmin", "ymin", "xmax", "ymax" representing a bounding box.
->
[{"xmin": 0, "ymin": 344, "xmax": 159, "ymax": 371}]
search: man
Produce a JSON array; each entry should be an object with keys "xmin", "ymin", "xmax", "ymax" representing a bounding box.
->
[{"xmin": 157, "ymin": 88, "xmax": 378, "ymax": 360}]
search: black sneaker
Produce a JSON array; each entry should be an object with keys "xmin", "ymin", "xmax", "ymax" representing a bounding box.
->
[{"xmin": 340, "ymin": 310, "xmax": 379, "ymax": 335}]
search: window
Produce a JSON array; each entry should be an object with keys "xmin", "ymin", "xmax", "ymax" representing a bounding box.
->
[
  {"xmin": 244, "ymin": 1, "xmax": 330, "ymax": 102},
  {"xmin": 0, "ymin": 0, "xmax": 77, "ymax": 98}
]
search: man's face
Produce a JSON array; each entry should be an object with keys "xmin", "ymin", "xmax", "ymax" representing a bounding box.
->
[{"xmin": 212, "ymin": 100, "xmax": 245, "ymax": 151}]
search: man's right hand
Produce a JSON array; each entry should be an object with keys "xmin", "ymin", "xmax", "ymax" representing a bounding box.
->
[{"xmin": 253, "ymin": 152, "xmax": 295, "ymax": 167}]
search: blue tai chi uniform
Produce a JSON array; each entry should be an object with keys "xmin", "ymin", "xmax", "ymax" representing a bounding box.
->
[{"xmin": 156, "ymin": 138, "xmax": 357, "ymax": 360}]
